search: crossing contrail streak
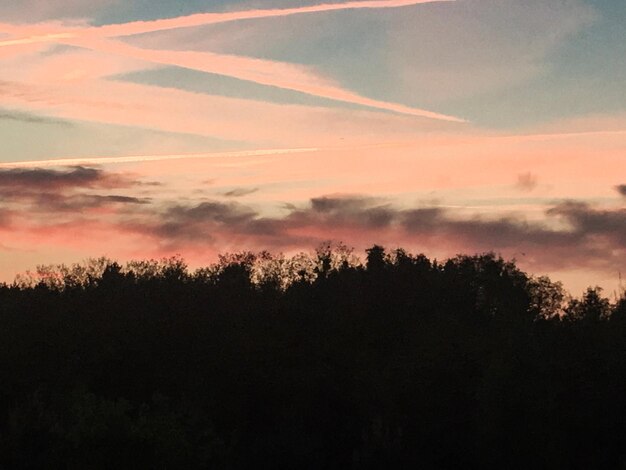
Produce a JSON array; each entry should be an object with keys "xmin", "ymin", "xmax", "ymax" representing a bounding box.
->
[
  {"xmin": 3, "ymin": 127, "xmax": 622, "ymax": 170},
  {"xmin": 0, "ymin": 0, "xmax": 464, "ymax": 122},
  {"xmin": 498, "ymin": 129, "xmax": 626, "ymax": 142},
  {"xmin": 95, "ymin": 0, "xmax": 455, "ymax": 36},
  {"xmin": 0, "ymin": 147, "xmax": 321, "ymax": 169},
  {"xmin": 58, "ymin": 36, "xmax": 465, "ymax": 122},
  {"xmin": 0, "ymin": 0, "xmax": 454, "ymax": 44},
  {"xmin": 0, "ymin": 33, "xmax": 74, "ymax": 47}
]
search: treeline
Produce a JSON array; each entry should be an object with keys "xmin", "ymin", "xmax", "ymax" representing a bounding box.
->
[{"xmin": 0, "ymin": 245, "xmax": 625, "ymax": 469}]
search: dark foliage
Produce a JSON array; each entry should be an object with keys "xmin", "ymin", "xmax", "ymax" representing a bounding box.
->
[{"xmin": 0, "ymin": 246, "xmax": 624, "ymax": 469}]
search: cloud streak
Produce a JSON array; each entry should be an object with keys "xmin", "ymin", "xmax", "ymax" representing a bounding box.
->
[
  {"xmin": 0, "ymin": 147, "xmax": 320, "ymax": 169},
  {"xmin": 0, "ymin": 166, "xmax": 150, "ymax": 213},
  {"xmin": 0, "ymin": 33, "xmax": 74, "ymax": 47},
  {"xmin": 0, "ymin": 166, "xmax": 134, "ymax": 190},
  {"xmin": 0, "ymin": 0, "xmax": 464, "ymax": 122},
  {"xmin": 73, "ymin": 37, "xmax": 464, "ymax": 121},
  {"xmin": 99, "ymin": 0, "xmax": 454, "ymax": 36},
  {"xmin": 0, "ymin": 1, "xmax": 453, "ymax": 40},
  {"xmin": 222, "ymin": 187, "xmax": 259, "ymax": 198},
  {"xmin": 1, "ymin": 75, "xmax": 449, "ymax": 146}
]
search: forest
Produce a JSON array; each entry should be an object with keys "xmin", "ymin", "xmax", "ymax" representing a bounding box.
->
[{"xmin": 1, "ymin": 244, "xmax": 625, "ymax": 469}]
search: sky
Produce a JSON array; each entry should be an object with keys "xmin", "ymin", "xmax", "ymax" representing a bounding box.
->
[{"xmin": 0, "ymin": 0, "xmax": 624, "ymax": 295}]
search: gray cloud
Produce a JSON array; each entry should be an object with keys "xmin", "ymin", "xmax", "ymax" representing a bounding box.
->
[
  {"xmin": 293, "ymin": 196, "xmax": 396, "ymax": 229},
  {"xmin": 118, "ymin": 194, "xmax": 624, "ymax": 273},
  {"xmin": 0, "ymin": 166, "xmax": 151, "ymax": 213},
  {"xmin": 547, "ymin": 201, "xmax": 626, "ymax": 246},
  {"xmin": 616, "ymin": 185, "xmax": 626, "ymax": 197},
  {"xmin": 0, "ymin": 166, "xmax": 622, "ymax": 275},
  {"xmin": 36, "ymin": 194, "xmax": 152, "ymax": 212},
  {"xmin": 0, "ymin": 166, "xmax": 136, "ymax": 193},
  {"xmin": 166, "ymin": 202, "xmax": 257, "ymax": 225},
  {"xmin": 222, "ymin": 187, "xmax": 259, "ymax": 198},
  {"xmin": 143, "ymin": 201, "xmax": 262, "ymax": 241}
]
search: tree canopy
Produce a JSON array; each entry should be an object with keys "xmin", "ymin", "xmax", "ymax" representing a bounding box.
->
[{"xmin": 0, "ymin": 245, "xmax": 624, "ymax": 469}]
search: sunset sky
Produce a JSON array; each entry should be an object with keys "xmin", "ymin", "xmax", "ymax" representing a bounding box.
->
[{"xmin": 0, "ymin": 0, "xmax": 624, "ymax": 295}]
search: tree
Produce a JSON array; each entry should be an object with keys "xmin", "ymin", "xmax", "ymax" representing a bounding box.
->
[
  {"xmin": 564, "ymin": 287, "xmax": 611, "ymax": 322},
  {"xmin": 528, "ymin": 276, "xmax": 565, "ymax": 320},
  {"xmin": 365, "ymin": 245, "xmax": 386, "ymax": 273}
]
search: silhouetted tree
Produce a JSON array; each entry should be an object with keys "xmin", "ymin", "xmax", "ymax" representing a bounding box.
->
[
  {"xmin": 0, "ymin": 245, "xmax": 624, "ymax": 469},
  {"xmin": 565, "ymin": 287, "xmax": 611, "ymax": 322}
]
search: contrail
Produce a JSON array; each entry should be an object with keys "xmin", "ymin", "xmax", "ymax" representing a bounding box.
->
[
  {"xmin": 4, "ymin": 127, "xmax": 621, "ymax": 170},
  {"xmin": 96, "ymin": 0, "xmax": 455, "ymax": 37},
  {"xmin": 498, "ymin": 129, "xmax": 626, "ymax": 142},
  {"xmin": 0, "ymin": 147, "xmax": 321, "ymax": 169},
  {"xmin": 0, "ymin": 142, "xmax": 413, "ymax": 169},
  {"xmin": 0, "ymin": 0, "xmax": 454, "ymax": 44},
  {"xmin": 0, "ymin": 33, "xmax": 75, "ymax": 47},
  {"xmin": 0, "ymin": 0, "xmax": 465, "ymax": 122},
  {"xmin": 59, "ymin": 36, "xmax": 465, "ymax": 122},
  {"xmin": 0, "ymin": 142, "xmax": 428, "ymax": 169}
]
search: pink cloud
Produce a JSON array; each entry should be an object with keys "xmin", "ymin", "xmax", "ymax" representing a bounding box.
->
[
  {"xmin": 67, "ymin": 37, "xmax": 464, "ymax": 121},
  {"xmin": 0, "ymin": 72, "xmax": 458, "ymax": 146},
  {"xmin": 0, "ymin": 0, "xmax": 464, "ymax": 122}
]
